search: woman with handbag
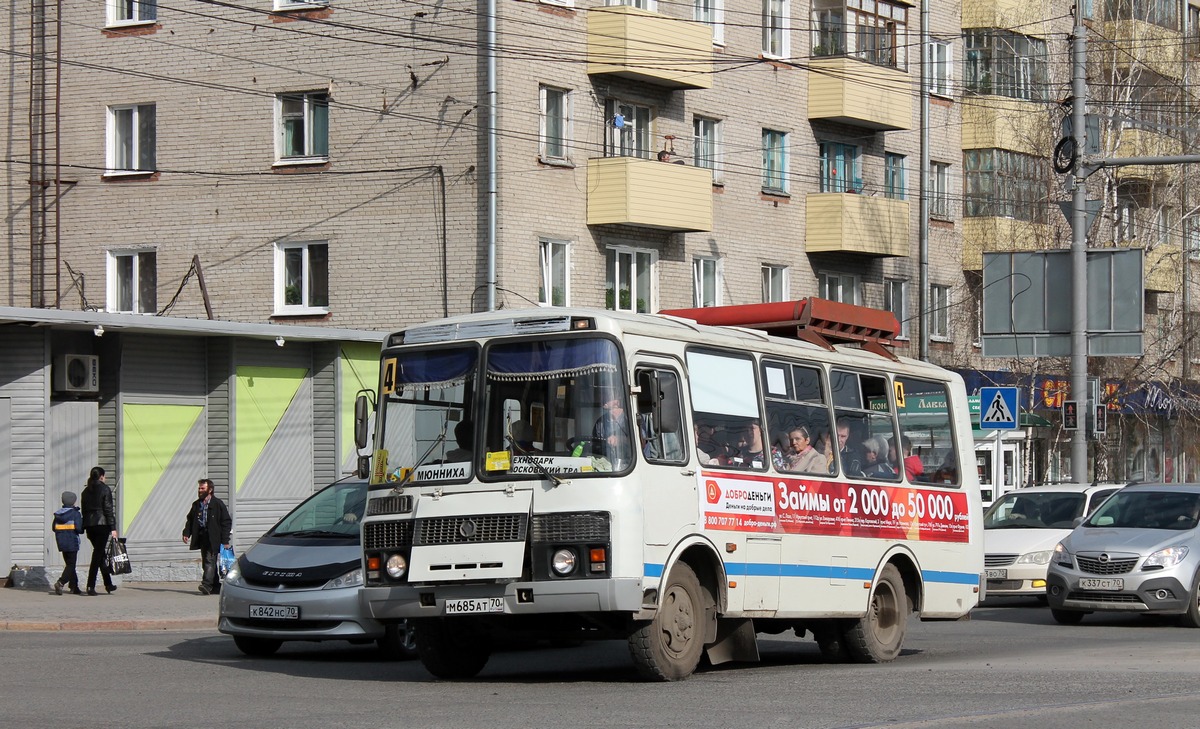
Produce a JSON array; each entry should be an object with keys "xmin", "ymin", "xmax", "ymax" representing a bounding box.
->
[{"xmin": 80, "ymin": 466, "xmax": 118, "ymax": 596}]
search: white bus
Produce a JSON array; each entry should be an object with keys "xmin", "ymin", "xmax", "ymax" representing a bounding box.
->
[{"xmin": 356, "ymin": 299, "xmax": 984, "ymax": 681}]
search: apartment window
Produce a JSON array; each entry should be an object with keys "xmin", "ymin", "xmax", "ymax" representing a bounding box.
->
[
  {"xmin": 819, "ymin": 142, "xmax": 860, "ymax": 193},
  {"xmin": 539, "ymin": 239, "xmax": 570, "ymax": 306},
  {"xmin": 885, "ymin": 279, "xmax": 909, "ymax": 338},
  {"xmin": 964, "ymin": 29, "xmax": 1048, "ymax": 101},
  {"xmin": 931, "ymin": 284, "xmax": 950, "ymax": 338},
  {"xmin": 1103, "ymin": 0, "xmax": 1178, "ymax": 28},
  {"xmin": 1153, "ymin": 207, "xmax": 1177, "ymax": 245},
  {"xmin": 275, "ymin": 241, "xmax": 329, "ymax": 313},
  {"xmin": 106, "ymin": 103, "xmax": 156, "ymax": 174},
  {"xmin": 106, "ymin": 250, "xmax": 156, "ymax": 314},
  {"xmin": 693, "ymin": 116, "xmax": 721, "ymax": 178},
  {"xmin": 762, "ymin": 129, "xmax": 788, "ymax": 193},
  {"xmin": 1188, "ymin": 217, "xmax": 1200, "ymax": 260},
  {"xmin": 818, "ymin": 271, "xmax": 860, "ymax": 304},
  {"xmin": 811, "ymin": 0, "xmax": 907, "ymax": 68},
  {"xmin": 1190, "ymin": 5, "xmax": 1200, "ymax": 54},
  {"xmin": 540, "ymin": 86, "xmax": 571, "ymax": 162},
  {"xmin": 693, "ymin": 257, "xmax": 722, "ymax": 307},
  {"xmin": 107, "ymin": 0, "xmax": 156, "ymax": 25},
  {"xmin": 607, "ymin": 0, "xmax": 653, "ymax": 8},
  {"xmin": 762, "ymin": 264, "xmax": 789, "ymax": 303},
  {"xmin": 762, "ymin": 0, "xmax": 789, "ymax": 58},
  {"xmin": 963, "ymin": 149, "xmax": 1047, "ymax": 223},
  {"xmin": 275, "ymin": 0, "xmax": 328, "ymax": 9},
  {"xmin": 1114, "ymin": 189, "xmax": 1141, "ymax": 242},
  {"xmin": 929, "ymin": 162, "xmax": 952, "ymax": 219},
  {"xmin": 605, "ymin": 99, "xmax": 652, "ymax": 159},
  {"xmin": 884, "ymin": 152, "xmax": 906, "ymax": 199},
  {"xmin": 695, "ymin": 0, "xmax": 724, "ymax": 44},
  {"xmin": 276, "ymin": 92, "xmax": 329, "ymax": 162},
  {"xmin": 928, "ymin": 39, "xmax": 952, "ymax": 96},
  {"xmin": 606, "ymin": 246, "xmax": 655, "ymax": 313}
]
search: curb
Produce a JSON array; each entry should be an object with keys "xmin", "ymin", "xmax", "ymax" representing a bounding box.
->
[{"xmin": 1, "ymin": 619, "xmax": 217, "ymax": 632}]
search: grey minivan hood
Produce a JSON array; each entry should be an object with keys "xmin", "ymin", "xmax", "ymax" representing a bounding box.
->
[
  {"xmin": 244, "ymin": 541, "xmax": 362, "ymax": 570},
  {"xmin": 1065, "ymin": 526, "xmax": 1195, "ymax": 555}
]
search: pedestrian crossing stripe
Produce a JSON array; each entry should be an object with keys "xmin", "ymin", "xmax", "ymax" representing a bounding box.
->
[{"xmin": 982, "ymin": 391, "xmax": 1015, "ymax": 424}]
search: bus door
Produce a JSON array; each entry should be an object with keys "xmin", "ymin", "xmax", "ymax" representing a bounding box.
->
[{"xmin": 633, "ymin": 363, "xmax": 695, "ymax": 548}]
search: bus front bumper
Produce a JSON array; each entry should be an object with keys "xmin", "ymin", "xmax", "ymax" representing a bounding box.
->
[{"xmin": 362, "ymin": 578, "xmax": 646, "ymax": 621}]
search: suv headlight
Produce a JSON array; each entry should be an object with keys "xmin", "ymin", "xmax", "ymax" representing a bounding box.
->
[
  {"xmin": 323, "ymin": 567, "xmax": 364, "ymax": 590},
  {"xmin": 1143, "ymin": 545, "xmax": 1189, "ymax": 570},
  {"xmin": 1052, "ymin": 541, "xmax": 1073, "ymax": 567},
  {"xmin": 223, "ymin": 561, "xmax": 244, "ymax": 587},
  {"xmin": 1016, "ymin": 550, "xmax": 1053, "ymax": 566}
]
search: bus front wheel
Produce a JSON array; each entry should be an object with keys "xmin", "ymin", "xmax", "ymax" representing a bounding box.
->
[
  {"xmin": 844, "ymin": 564, "xmax": 908, "ymax": 663},
  {"xmin": 413, "ymin": 618, "xmax": 491, "ymax": 679},
  {"xmin": 628, "ymin": 562, "xmax": 708, "ymax": 681}
]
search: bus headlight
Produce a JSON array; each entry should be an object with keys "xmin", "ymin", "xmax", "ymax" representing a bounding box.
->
[
  {"xmin": 386, "ymin": 553, "xmax": 408, "ymax": 579},
  {"xmin": 551, "ymin": 548, "xmax": 577, "ymax": 576}
]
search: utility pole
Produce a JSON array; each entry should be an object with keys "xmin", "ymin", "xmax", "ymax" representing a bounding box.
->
[
  {"xmin": 1069, "ymin": 11, "xmax": 1088, "ymax": 485},
  {"xmin": 918, "ymin": 0, "xmax": 930, "ymax": 362}
]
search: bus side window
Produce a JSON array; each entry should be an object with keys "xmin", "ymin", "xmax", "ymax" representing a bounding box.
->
[{"xmin": 636, "ymin": 368, "xmax": 686, "ymax": 464}]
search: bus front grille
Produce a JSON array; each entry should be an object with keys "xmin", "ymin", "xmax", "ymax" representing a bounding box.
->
[{"xmin": 415, "ymin": 514, "xmax": 527, "ymax": 545}]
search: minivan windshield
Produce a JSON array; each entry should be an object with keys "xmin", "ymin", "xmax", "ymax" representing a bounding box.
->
[
  {"xmin": 1086, "ymin": 490, "xmax": 1200, "ymax": 530},
  {"xmin": 269, "ymin": 481, "xmax": 367, "ymax": 539}
]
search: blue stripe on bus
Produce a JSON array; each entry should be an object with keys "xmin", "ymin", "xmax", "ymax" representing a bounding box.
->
[{"xmin": 645, "ymin": 563, "xmax": 979, "ymax": 586}]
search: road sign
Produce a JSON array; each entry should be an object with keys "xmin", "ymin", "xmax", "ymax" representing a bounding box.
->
[
  {"xmin": 1063, "ymin": 400, "xmax": 1079, "ymax": 431},
  {"xmin": 979, "ymin": 387, "xmax": 1019, "ymax": 430}
]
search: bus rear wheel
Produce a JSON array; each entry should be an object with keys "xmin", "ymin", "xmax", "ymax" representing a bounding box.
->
[
  {"xmin": 628, "ymin": 562, "xmax": 708, "ymax": 681},
  {"xmin": 413, "ymin": 618, "xmax": 491, "ymax": 679},
  {"xmin": 844, "ymin": 564, "xmax": 908, "ymax": 663}
]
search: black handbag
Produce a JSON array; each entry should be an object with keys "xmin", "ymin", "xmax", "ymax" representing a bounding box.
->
[{"xmin": 106, "ymin": 536, "xmax": 132, "ymax": 575}]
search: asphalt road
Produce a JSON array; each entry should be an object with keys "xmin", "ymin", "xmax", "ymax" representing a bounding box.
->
[{"xmin": 4, "ymin": 597, "xmax": 1200, "ymax": 729}]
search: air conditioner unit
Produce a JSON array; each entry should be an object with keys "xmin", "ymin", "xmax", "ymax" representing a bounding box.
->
[{"xmin": 54, "ymin": 354, "xmax": 99, "ymax": 394}]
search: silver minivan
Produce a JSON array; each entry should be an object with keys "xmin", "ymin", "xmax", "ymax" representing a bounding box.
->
[
  {"xmin": 1046, "ymin": 483, "xmax": 1200, "ymax": 626},
  {"xmin": 218, "ymin": 478, "xmax": 414, "ymax": 658}
]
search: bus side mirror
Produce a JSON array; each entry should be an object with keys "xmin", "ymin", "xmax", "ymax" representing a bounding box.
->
[
  {"xmin": 354, "ymin": 394, "xmax": 370, "ymax": 450},
  {"xmin": 356, "ymin": 455, "xmax": 372, "ymax": 480}
]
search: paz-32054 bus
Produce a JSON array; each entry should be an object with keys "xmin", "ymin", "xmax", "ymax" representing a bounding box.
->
[{"xmin": 355, "ymin": 299, "xmax": 984, "ymax": 680}]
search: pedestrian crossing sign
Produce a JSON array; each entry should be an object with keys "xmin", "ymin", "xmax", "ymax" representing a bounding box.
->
[{"xmin": 979, "ymin": 387, "xmax": 1019, "ymax": 430}]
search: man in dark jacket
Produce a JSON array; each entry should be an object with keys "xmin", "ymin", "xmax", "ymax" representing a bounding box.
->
[{"xmin": 181, "ymin": 478, "xmax": 232, "ymax": 595}]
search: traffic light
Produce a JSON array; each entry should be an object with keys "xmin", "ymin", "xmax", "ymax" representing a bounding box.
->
[
  {"xmin": 1094, "ymin": 404, "xmax": 1107, "ymax": 435},
  {"xmin": 1063, "ymin": 400, "xmax": 1079, "ymax": 431}
]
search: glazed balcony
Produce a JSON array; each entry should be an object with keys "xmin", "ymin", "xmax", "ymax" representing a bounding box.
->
[
  {"xmin": 587, "ymin": 6, "xmax": 713, "ymax": 90},
  {"xmin": 961, "ymin": 218, "xmax": 1052, "ymax": 271},
  {"xmin": 804, "ymin": 193, "xmax": 908, "ymax": 256},
  {"xmin": 586, "ymin": 156, "xmax": 713, "ymax": 232},
  {"xmin": 807, "ymin": 57, "xmax": 912, "ymax": 131}
]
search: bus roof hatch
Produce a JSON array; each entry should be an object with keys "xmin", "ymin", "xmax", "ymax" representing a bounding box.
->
[{"xmin": 659, "ymin": 298, "xmax": 900, "ymax": 361}]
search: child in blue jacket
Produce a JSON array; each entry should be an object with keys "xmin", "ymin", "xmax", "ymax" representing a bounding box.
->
[{"xmin": 52, "ymin": 491, "xmax": 84, "ymax": 595}]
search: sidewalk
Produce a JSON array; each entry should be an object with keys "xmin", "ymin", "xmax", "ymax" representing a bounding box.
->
[{"xmin": 0, "ymin": 581, "xmax": 219, "ymax": 631}]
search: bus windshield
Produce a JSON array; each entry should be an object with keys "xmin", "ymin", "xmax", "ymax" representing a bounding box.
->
[
  {"xmin": 378, "ymin": 346, "xmax": 477, "ymax": 483},
  {"xmin": 482, "ymin": 336, "xmax": 630, "ymax": 477}
]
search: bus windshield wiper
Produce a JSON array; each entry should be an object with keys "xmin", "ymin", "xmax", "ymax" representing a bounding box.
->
[
  {"xmin": 507, "ymin": 436, "xmax": 564, "ymax": 487},
  {"xmin": 273, "ymin": 529, "xmax": 347, "ymax": 538},
  {"xmin": 391, "ymin": 428, "xmax": 448, "ymax": 493}
]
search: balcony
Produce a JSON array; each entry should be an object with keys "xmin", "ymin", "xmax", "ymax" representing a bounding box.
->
[
  {"xmin": 586, "ymin": 156, "xmax": 713, "ymax": 232},
  {"xmin": 963, "ymin": 0, "xmax": 1055, "ymax": 34},
  {"xmin": 961, "ymin": 217, "xmax": 1053, "ymax": 271},
  {"xmin": 587, "ymin": 6, "xmax": 713, "ymax": 90},
  {"xmin": 1096, "ymin": 19, "xmax": 1182, "ymax": 80},
  {"xmin": 807, "ymin": 57, "xmax": 912, "ymax": 131},
  {"xmin": 804, "ymin": 193, "xmax": 908, "ymax": 256},
  {"xmin": 962, "ymin": 98, "xmax": 1045, "ymax": 157},
  {"xmin": 1140, "ymin": 241, "xmax": 1181, "ymax": 293},
  {"xmin": 1110, "ymin": 127, "xmax": 1183, "ymax": 182}
]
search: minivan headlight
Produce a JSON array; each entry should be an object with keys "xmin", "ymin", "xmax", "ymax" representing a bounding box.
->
[
  {"xmin": 224, "ymin": 562, "xmax": 244, "ymax": 587},
  {"xmin": 1016, "ymin": 550, "xmax": 1053, "ymax": 566},
  {"xmin": 1143, "ymin": 545, "xmax": 1189, "ymax": 570},
  {"xmin": 1052, "ymin": 542, "xmax": 1073, "ymax": 567},
  {"xmin": 323, "ymin": 567, "xmax": 364, "ymax": 590}
]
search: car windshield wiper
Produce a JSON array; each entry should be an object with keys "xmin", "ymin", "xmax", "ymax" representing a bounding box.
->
[{"xmin": 272, "ymin": 529, "xmax": 349, "ymax": 538}]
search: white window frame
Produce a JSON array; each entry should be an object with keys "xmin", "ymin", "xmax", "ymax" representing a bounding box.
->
[
  {"xmin": 106, "ymin": 0, "xmax": 156, "ymax": 26},
  {"xmin": 275, "ymin": 92, "xmax": 329, "ymax": 164},
  {"xmin": 762, "ymin": 129, "xmax": 788, "ymax": 193},
  {"xmin": 105, "ymin": 103, "xmax": 156, "ymax": 175},
  {"xmin": 884, "ymin": 152, "xmax": 906, "ymax": 199},
  {"xmin": 884, "ymin": 278, "xmax": 909, "ymax": 339},
  {"xmin": 105, "ymin": 248, "xmax": 157, "ymax": 314},
  {"xmin": 606, "ymin": 245, "xmax": 657, "ymax": 313},
  {"xmin": 693, "ymin": 115, "xmax": 722, "ymax": 181},
  {"xmin": 762, "ymin": 0, "xmax": 790, "ymax": 58},
  {"xmin": 819, "ymin": 141, "xmax": 861, "ymax": 193},
  {"xmin": 539, "ymin": 86, "xmax": 572, "ymax": 163},
  {"xmin": 818, "ymin": 271, "xmax": 861, "ymax": 304},
  {"xmin": 606, "ymin": 0, "xmax": 655, "ymax": 9},
  {"xmin": 929, "ymin": 161, "xmax": 952, "ymax": 219},
  {"xmin": 927, "ymin": 39, "xmax": 953, "ymax": 97},
  {"xmin": 274, "ymin": 0, "xmax": 328, "ymax": 10},
  {"xmin": 538, "ymin": 238, "xmax": 570, "ymax": 307},
  {"xmin": 693, "ymin": 256, "xmax": 723, "ymax": 307},
  {"xmin": 931, "ymin": 284, "xmax": 950, "ymax": 339},
  {"xmin": 762, "ymin": 264, "xmax": 789, "ymax": 302},
  {"xmin": 695, "ymin": 0, "xmax": 725, "ymax": 45},
  {"xmin": 605, "ymin": 99, "xmax": 653, "ymax": 159},
  {"xmin": 273, "ymin": 241, "xmax": 330, "ymax": 315}
]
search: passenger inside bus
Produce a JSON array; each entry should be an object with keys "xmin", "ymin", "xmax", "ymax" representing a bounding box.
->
[
  {"xmin": 728, "ymin": 420, "xmax": 766, "ymax": 468},
  {"xmin": 444, "ymin": 420, "xmax": 473, "ymax": 462},
  {"xmin": 695, "ymin": 421, "xmax": 720, "ymax": 465},
  {"xmin": 781, "ymin": 426, "xmax": 826, "ymax": 474},
  {"xmin": 861, "ymin": 436, "xmax": 897, "ymax": 479},
  {"xmin": 836, "ymin": 418, "xmax": 865, "ymax": 477}
]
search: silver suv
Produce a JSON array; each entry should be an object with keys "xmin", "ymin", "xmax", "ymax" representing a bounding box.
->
[{"xmin": 1046, "ymin": 483, "xmax": 1200, "ymax": 626}]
